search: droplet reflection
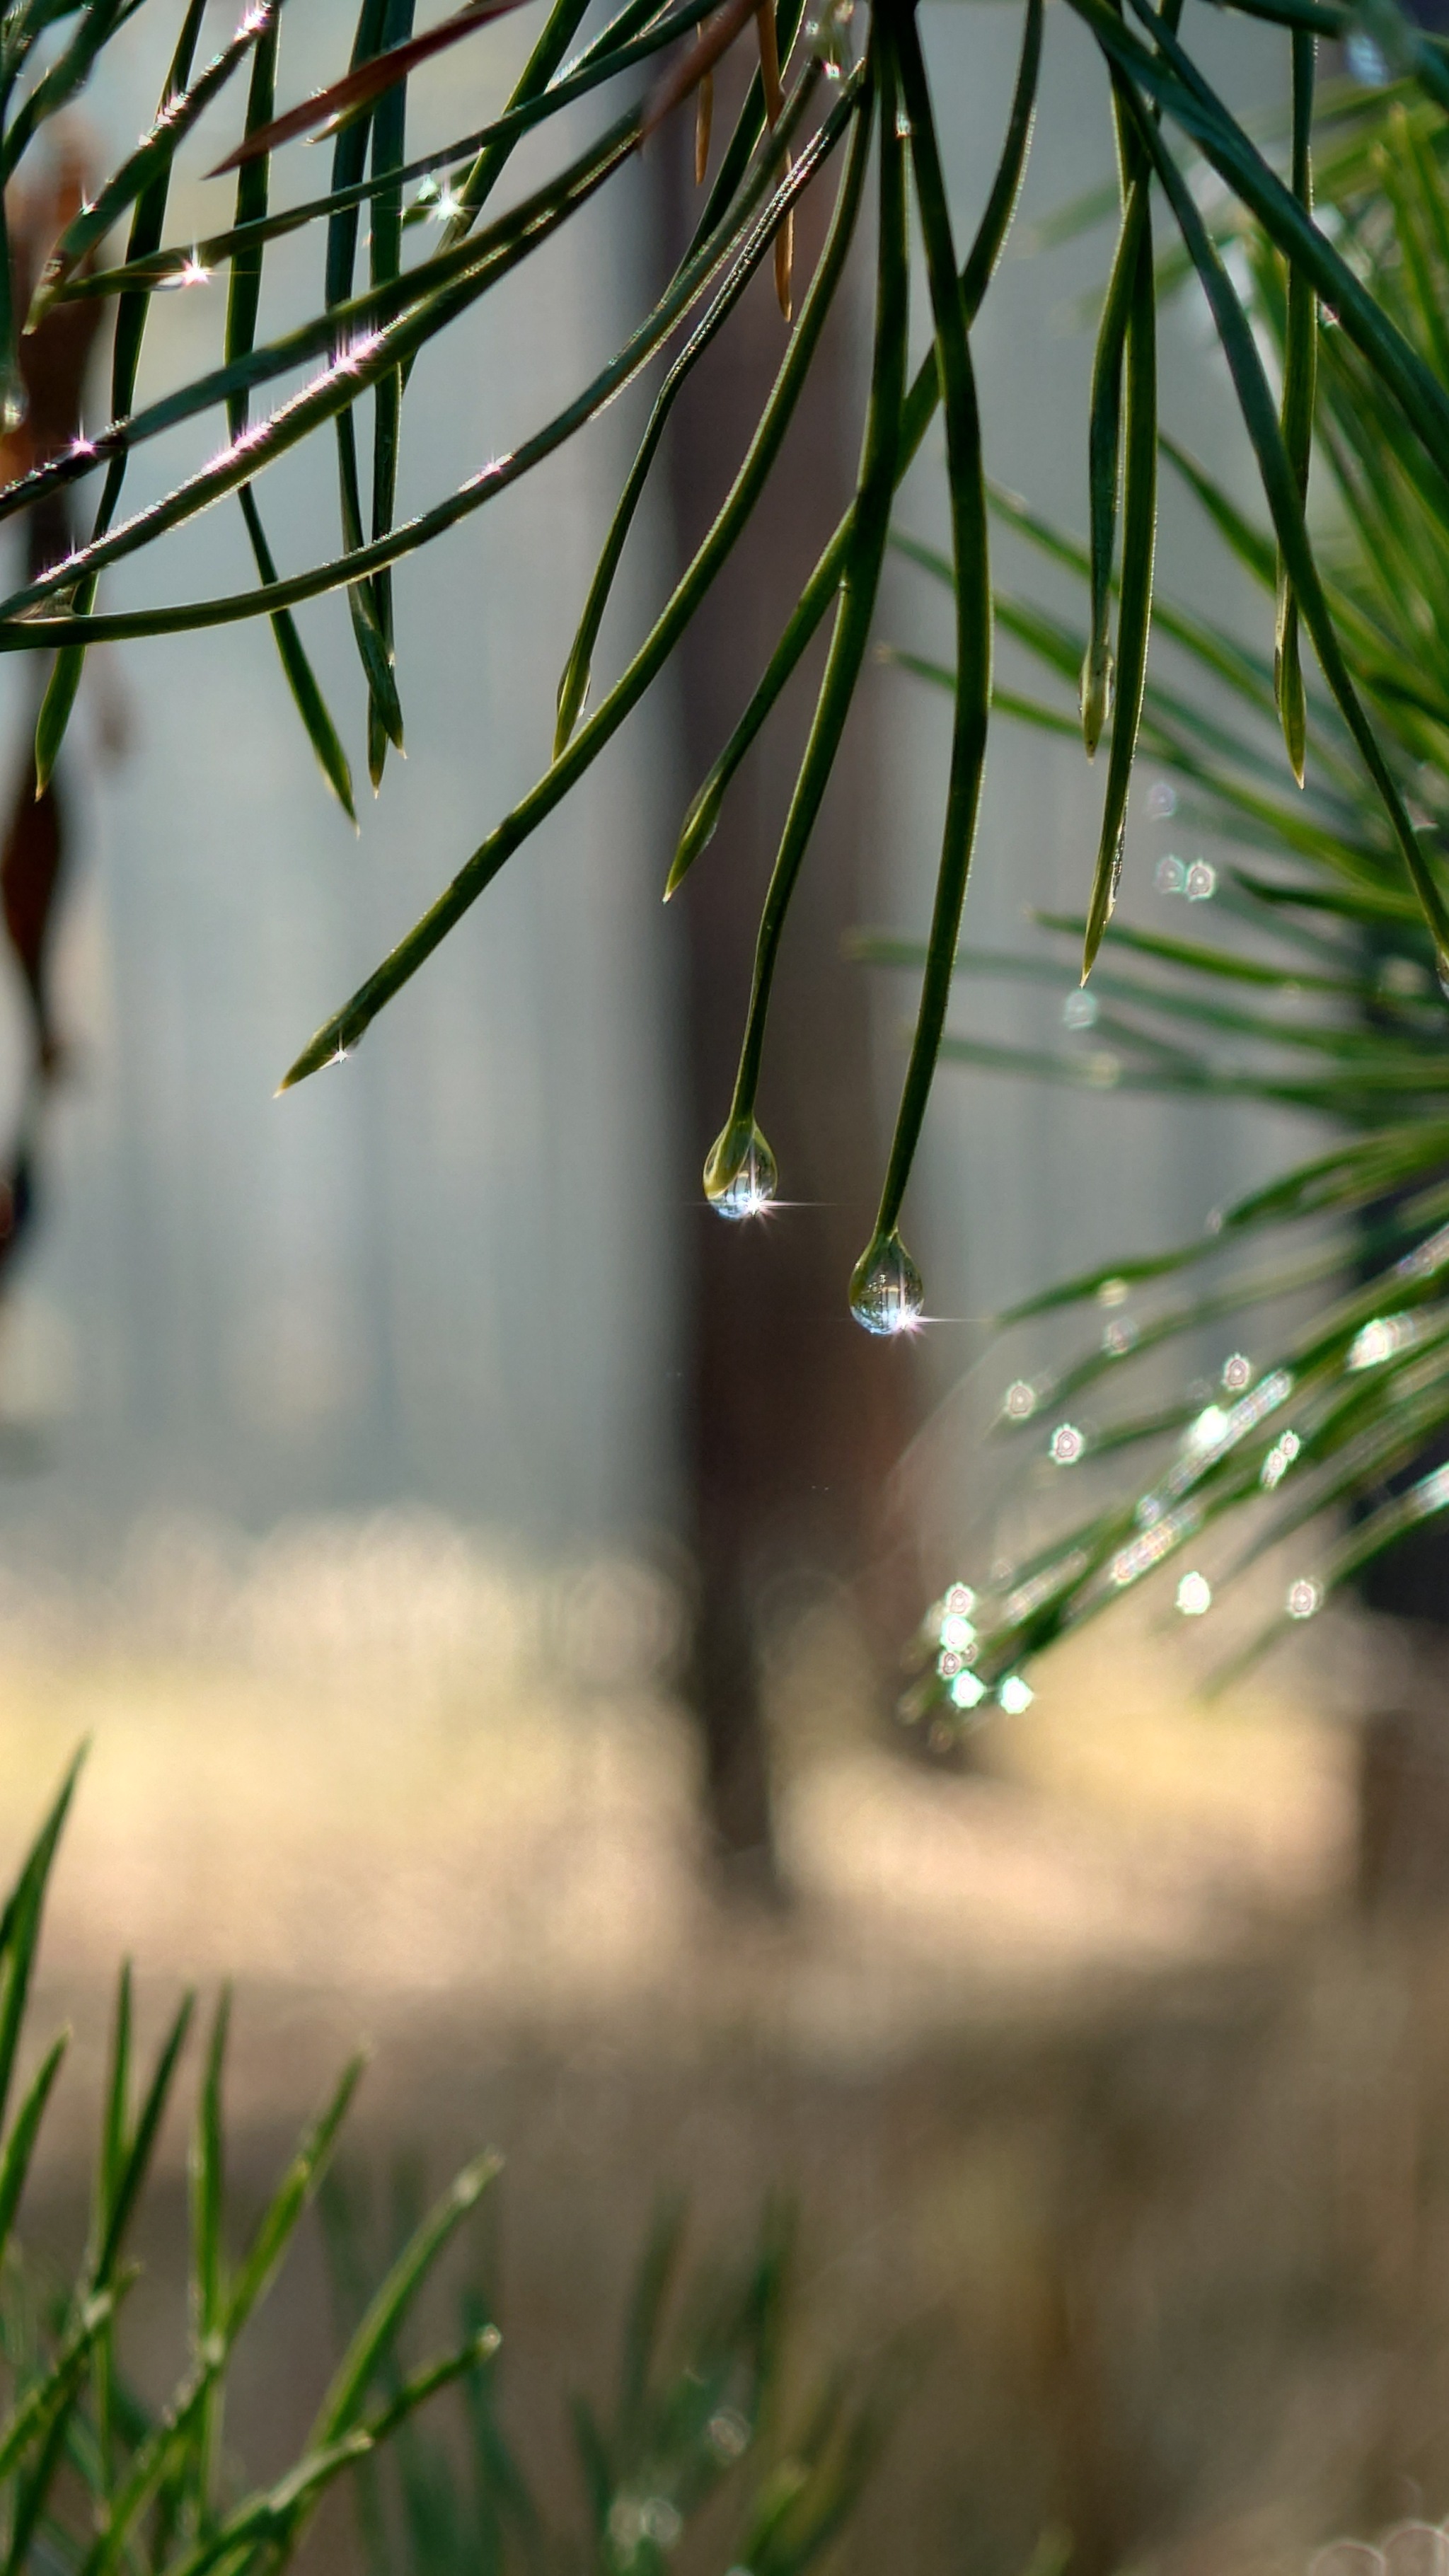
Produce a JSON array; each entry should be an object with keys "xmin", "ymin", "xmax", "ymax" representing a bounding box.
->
[{"xmin": 849, "ymin": 1230, "xmax": 924, "ymax": 1336}]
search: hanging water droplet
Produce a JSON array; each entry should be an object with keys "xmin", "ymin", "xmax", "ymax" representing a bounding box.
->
[
  {"xmin": 849, "ymin": 1230, "xmax": 924, "ymax": 1336},
  {"xmin": 1097, "ymin": 1276, "xmax": 1129, "ymax": 1308},
  {"xmin": 945, "ymin": 1581, "xmax": 976, "ymax": 1617},
  {"xmin": 703, "ymin": 1118, "xmax": 778, "ymax": 1220},
  {"xmin": 1147, "ymin": 780, "xmax": 1178, "ymax": 821},
  {"xmin": 1176, "ymin": 1570, "xmax": 1212, "ymax": 1617},
  {"xmin": 1286, "ymin": 1576, "xmax": 1322, "ymax": 1619},
  {"xmin": 1101, "ymin": 1316, "xmax": 1138, "ymax": 1357},
  {"xmin": 997, "ymin": 1673, "xmax": 1034, "ymax": 1716},
  {"xmin": 1155, "ymin": 853, "xmax": 1187, "ymax": 895},
  {"xmin": 1185, "ymin": 859, "xmax": 1217, "ymax": 901},
  {"xmin": 950, "ymin": 1668, "xmax": 987, "ymax": 1712},
  {"xmin": 1049, "ymin": 1423, "xmax": 1085, "ymax": 1465},
  {"xmin": 894, "ymin": 103, "xmax": 913, "ymax": 139},
  {"xmin": 1003, "ymin": 1379, "xmax": 1037, "ymax": 1421},
  {"xmin": 1062, "ymin": 990, "xmax": 1098, "ymax": 1030},
  {"xmin": 1221, "ymin": 1352, "xmax": 1252, "ymax": 1392}
]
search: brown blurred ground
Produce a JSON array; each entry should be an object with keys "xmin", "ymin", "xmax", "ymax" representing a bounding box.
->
[{"xmin": 4, "ymin": 1521, "xmax": 1449, "ymax": 2576}]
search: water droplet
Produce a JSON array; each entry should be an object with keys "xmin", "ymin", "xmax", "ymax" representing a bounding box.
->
[
  {"xmin": 0, "ymin": 364, "xmax": 27, "ymax": 435},
  {"xmin": 1205, "ymin": 1208, "xmax": 1225, "ymax": 1237},
  {"xmin": 1155, "ymin": 853, "xmax": 1187, "ymax": 895},
  {"xmin": 1147, "ymin": 780, "xmax": 1178, "ymax": 820},
  {"xmin": 849, "ymin": 1230, "xmax": 924, "ymax": 1336},
  {"xmin": 950, "ymin": 1668, "xmax": 987, "ymax": 1711},
  {"xmin": 1342, "ymin": 0, "xmax": 1413, "ymax": 84},
  {"xmin": 1107, "ymin": 824, "xmax": 1125, "ymax": 915},
  {"xmin": 1079, "ymin": 642, "xmax": 1114, "ymax": 752},
  {"xmin": 1345, "ymin": 23, "xmax": 1388, "ymax": 79},
  {"xmin": 1221, "ymin": 1352, "xmax": 1252, "ymax": 1392},
  {"xmin": 1348, "ymin": 1312, "xmax": 1414, "ymax": 1369},
  {"xmin": 703, "ymin": 1118, "xmax": 778, "ymax": 1220},
  {"xmin": 707, "ymin": 2408, "xmax": 749, "ymax": 2462},
  {"xmin": 1003, "ymin": 1380, "xmax": 1037, "ymax": 1421},
  {"xmin": 641, "ymin": 2500, "xmax": 682, "ymax": 2549},
  {"xmin": 1176, "ymin": 1570, "xmax": 1212, "ymax": 1616},
  {"xmin": 1321, "ymin": 301, "xmax": 1340, "ymax": 328},
  {"xmin": 945, "ymin": 1582, "xmax": 976, "ymax": 1617},
  {"xmin": 997, "ymin": 1673, "xmax": 1034, "ymax": 1715},
  {"xmin": 894, "ymin": 103, "xmax": 913, "ymax": 139},
  {"xmin": 1286, "ymin": 1576, "xmax": 1322, "ymax": 1619},
  {"xmin": 940, "ymin": 1610, "xmax": 976, "ymax": 1652},
  {"xmin": 1185, "ymin": 859, "xmax": 1217, "ymax": 901},
  {"xmin": 1049, "ymin": 1422, "xmax": 1085, "ymax": 1465},
  {"xmin": 937, "ymin": 1648, "xmax": 964, "ymax": 1677},
  {"xmin": 1102, "ymin": 1317, "xmax": 1138, "ymax": 1357},
  {"xmin": 1062, "ymin": 990, "xmax": 1098, "ymax": 1029},
  {"xmin": 1097, "ymin": 1276, "xmax": 1129, "ymax": 1308},
  {"xmin": 1260, "ymin": 1429, "xmax": 1300, "ymax": 1490}
]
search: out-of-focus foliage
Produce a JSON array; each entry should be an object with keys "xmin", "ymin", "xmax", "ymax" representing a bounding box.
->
[
  {"xmin": 0, "ymin": 1755, "xmax": 501, "ymax": 2576},
  {"xmin": 322, "ymin": 2175, "xmax": 892, "ymax": 2576},
  {"xmin": 871, "ymin": 82, "xmax": 1449, "ymax": 1721},
  {"xmin": 0, "ymin": 1757, "xmax": 889, "ymax": 2576}
]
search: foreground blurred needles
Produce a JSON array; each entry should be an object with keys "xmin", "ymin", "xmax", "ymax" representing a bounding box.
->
[{"xmin": 0, "ymin": 1755, "xmax": 893, "ymax": 2576}]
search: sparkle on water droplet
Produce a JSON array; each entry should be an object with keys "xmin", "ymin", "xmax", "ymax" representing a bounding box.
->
[
  {"xmin": 1063, "ymin": 990, "xmax": 1099, "ymax": 1030},
  {"xmin": 1286, "ymin": 1576, "xmax": 1322, "ymax": 1619},
  {"xmin": 1050, "ymin": 1422, "xmax": 1085, "ymax": 1465},
  {"xmin": 1155, "ymin": 853, "xmax": 1187, "ymax": 895},
  {"xmin": 1222, "ymin": 1352, "xmax": 1252, "ymax": 1392},
  {"xmin": 1185, "ymin": 859, "xmax": 1217, "ymax": 901},
  {"xmin": 1003, "ymin": 1380, "xmax": 1037, "ymax": 1421},
  {"xmin": 951, "ymin": 1668, "xmax": 988, "ymax": 1711},
  {"xmin": 998, "ymin": 1674, "xmax": 1034, "ymax": 1716},
  {"xmin": 1147, "ymin": 780, "xmax": 1179, "ymax": 821},
  {"xmin": 703, "ymin": 1119, "xmax": 778, "ymax": 1220},
  {"xmin": 1176, "ymin": 1569, "xmax": 1212, "ymax": 1617},
  {"xmin": 849, "ymin": 1230, "xmax": 924, "ymax": 1336}
]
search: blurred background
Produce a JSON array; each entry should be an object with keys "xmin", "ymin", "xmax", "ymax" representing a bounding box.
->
[{"xmin": 2, "ymin": 1, "xmax": 1448, "ymax": 2569}]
